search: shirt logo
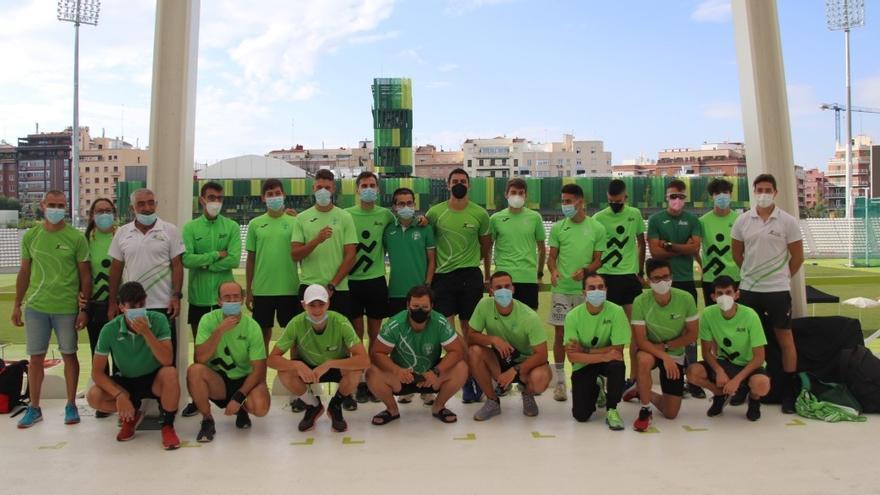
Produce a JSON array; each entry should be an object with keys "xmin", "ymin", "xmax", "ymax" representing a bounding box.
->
[
  {"xmin": 310, "ymin": 218, "xmax": 319, "ymax": 223},
  {"xmin": 678, "ymin": 220, "xmax": 689, "ymax": 226},
  {"xmin": 412, "ymin": 232, "xmax": 421, "ymax": 240},
  {"xmin": 259, "ymin": 223, "xmax": 269, "ymax": 228},
  {"xmin": 463, "ymin": 223, "xmax": 476, "ymax": 229},
  {"xmin": 502, "ymin": 217, "xmax": 511, "ymax": 222},
  {"xmin": 219, "ymin": 233, "xmax": 228, "ymax": 238},
  {"xmin": 663, "ymin": 220, "xmax": 671, "ymax": 224},
  {"xmin": 236, "ymin": 335, "xmax": 247, "ymax": 341},
  {"xmin": 768, "ymin": 229, "xmax": 782, "ymax": 237},
  {"xmin": 669, "ymin": 313, "xmax": 681, "ymax": 320},
  {"xmin": 55, "ymin": 243, "xmax": 71, "ymax": 251},
  {"xmin": 326, "ymin": 345, "xmax": 339, "ymax": 352},
  {"xmin": 422, "ymin": 343, "xmax": 435, "ymax": 354},
  {"xmin": 736, "ymin": 327, "xmax": 747, "ymax": 333}
]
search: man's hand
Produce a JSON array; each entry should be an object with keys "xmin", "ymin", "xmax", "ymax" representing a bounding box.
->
[
  {"xmin": 285, "ymin": 208, "xmax": 297, "ymax": 217},
  {"xmin": 107, "ymin": 301, "xmax": 119, "ymax": 321},
  {"xmin": 550, "ymin": 270, "xmax": 560, "ymax": 286},
  {"xmin": 127, "ymin": 314, "xmax": 151, "ymax": 335},
  {"xmin": 75, "ymin": 312, "xmax": 88, "ymax": 331},
  {"xmin": 416, "ymin": 215, "xmax": 428, "ymax": 227},
  {"xmin": 662, "ymin": 357, "xmax": 681, "ymax": 380},
  {"xmin": 224, "ymin": 398, "xmax": 242, "ymax": 416},
  {"xmin": 571, "ymin": 268, "xmax": 585, "ymax": 282},
  {"xmin": 714, "ymin": 369, "xmax": 730, "ymax": 389},
  {"xmin": 492, "ymin": 337, "xmax": 515, "ymax": 359},
  {"xmin": 11, "ymin": 305, "xmax": 24, "ymax": 327},
  {"xmin": 296, "ymin": 363, "xmax": 316, "ymax": 384},
  {"xmin": 167, "ymin": 298, "xmax": 180, "ymax": 319},
  {"xmin": 245, "ymin": 293, "xmax": 254, "ymax": 312},
  {"xmin": 314, "ymin": 226, "xmax": 333, "ymax": 244},
  {"xmin": 722, "ymin": 376, "xmax": 742, "ymax": 396},
  {"xmin": 216, "ymin": 315, "xmax": 241, "ymax": 334},
  {"xmin": 396, "ymin": 367, "xmax": 414, "ymax": 384},
  {"xmin": 312, "ymin": 363, "xmax": 330, "ymax": 382},
  {"xmin": 498, "ymin": 368, "xmax": 517, "ymax": 389},
  {"xmin": 604, "ymin": 348, "xmax": 624, "ymax": 362},
  {"xmin": 218, "ymin": 250, "xmax": 228, "ymax": 259},
  {"xmin": 565, "ymin": 339, "xmax": 584, "ymax": 354},
  {"xmin": 77, "ymin": 292, "xmax": 88, "ymax": 307},
  {"xmin": 421, "ymin": 370, "xmax": 440, "ymax": 389},
  {"xmin": 116, "ymin": 394, "xmax": 135, "ymax": 421}
]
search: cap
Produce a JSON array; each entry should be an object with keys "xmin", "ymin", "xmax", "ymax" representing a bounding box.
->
[{"xmin": 303, "ymin": 284, "xmax": 329, "ymax": 304}]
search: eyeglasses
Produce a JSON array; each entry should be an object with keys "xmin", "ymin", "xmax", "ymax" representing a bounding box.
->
[
  {"xmin": 648, "ymin": 275, "xmax": 672, "ymax": 283},
  {"xmin": 667, "ymin": 194, "xmax": 686, "ymax": 201}
]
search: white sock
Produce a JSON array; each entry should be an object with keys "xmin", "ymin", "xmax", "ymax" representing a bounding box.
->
[
  {"xmin": 299, "ymin": 390, "xmax": 318, "ymax": 407},
  {"xmin": 555, "ymin": 363, "xmax": 565, "ymax": 384}
]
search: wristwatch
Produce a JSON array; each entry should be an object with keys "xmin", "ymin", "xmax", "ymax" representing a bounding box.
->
[
  {"xmin": 327, "ymin": 283, "xmax": 336, "ymax": 293},
  {"xmin": 537, "ymin": 271, "xmax": 544, "ymax": 278},
  {"xmin": 172, "ymin": 292, "xmax": 183, "ymax": 299},
  {"xmin": 663, "ymin": 241, "xmax": 672, "ymax": 250}
]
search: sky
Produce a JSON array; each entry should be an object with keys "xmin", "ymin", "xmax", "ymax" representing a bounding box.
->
[{"xmin": 1, "ymin": 0, "xmax": 878, "ymax": 170}]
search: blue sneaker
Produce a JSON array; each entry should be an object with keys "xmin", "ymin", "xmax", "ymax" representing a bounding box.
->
[
  {"xmin": 17, "ymin": 406, "xmax": 43, "ymax": 429},
  {"xmin": 64, "ymin": 403, "xmax": 80, "ymax": 425},
  {"xmin": 462, "ymin": 378, "xmax": 484, "ymax": 404}
]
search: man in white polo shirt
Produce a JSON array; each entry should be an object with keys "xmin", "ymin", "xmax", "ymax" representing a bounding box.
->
[
  {"xmin": 108, "ymin": 188, "xmax": 186, "ymax": 362},
  {"xmin": 731, "ymin": 173, "xmax": 804, "ymax": 414}
]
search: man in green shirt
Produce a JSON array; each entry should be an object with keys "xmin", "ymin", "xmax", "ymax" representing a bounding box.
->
[
  {"xmin": 686, "ymin": 276, "xmax": 770, "ymax": 421},
  {"xmin": 563, "ymin": 273, "xmax": 630, "ymax": 430},
  {"xmin": 268, "ymin": 284, "xmax": 369, "ymax": 433},
  {"xmin": 630, "ymin": 258, "xmax": 699, "ymax": 432},
  {"xmin": 490, "ymin": 178, "xmax": 546, "ymax": 310},
  {"xmin": 467, "ymin": 272, "xmax": 551, "ymax": 421},
  {"xmin": 12, "ymin": 190, "xmax": 91, "ymax": 429},
  {"xmin": 425, "ymin": 168, "xmax": 492, "ymax": 403},
  {"xmin": 187, "ymin": 281, "xmax": 270, "ymax": 443},
  {"xmin": 367, "ymin": 285, "xmax": 467, "ymax": 425},
  {"xmin": 699, "ymin": 178, "xmax": 740, "ymax": 307},
  {"xmin": 384, "ymin": 187, "xmax": 436, "ymax": 317},
  {"xmin": 87, "ymin": 282, "xmax": 180, "ymax": 449},
  {"xmin": 547, "ymin": 183, "xmax": 606, "ymax": 402}
]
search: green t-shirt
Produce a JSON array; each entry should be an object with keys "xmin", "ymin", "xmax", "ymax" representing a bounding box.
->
[
  {"xmin": 346, "ymin": 204, "xmax": 395, "ymax": 281},
  {"xmin": 630, "ymin": 288, "xmax": 698, "ymax": 358},
  {"xmin": 647, "ymin": 210, "xmax": 702, "ymax": 282},
  {"xmin": 377, "ymin": 310, "xmax": 458, "ymax": 373},
  {"xmin": 195, "ymin": 310, "xmax": 267, "ymax": 379},
  {"xmin": 490, "ymin": 208, "xmax": 545, "ymax": 284},
  {"xmin": 699, "ymin": 210, "xmax": 741, "ymax": 283},
  {"xmin": 699, "ymin": 303, "xmax": 767, "ymax": 367},
  {"xmin": 95, "ymin": 311, "xmax": 171, "ymax": 378},
  {"xmin": 383, "ymin": 221, "xmax": 435, "ymax": 298},
  {"xmin": 291, "ymin": 206, "xmax": 357, "ymax": 291},
  {"xmin": 548, "ymin": 216, "xmax": 606, "ymax": 295},
  {"xmin": 563, "ymin": 301, "xmax": 632, "ymax": 371},
  {"xmin": 21, "ymin": 223, "xmax": 90, "ymax": 314},
  {"xmin": 594, "ymin": 205, "xmax": 646, "ymax": 276},
  {"xmin": 276, "ymin": 311, "xmax": 361, "ymax": 367},
  {"xmin": 245, "ymin": 213, "xmax": 299, "ymax": 296},
  {"xmin": 425, "ymin": 201, "xmax": 490, "ymax": 274},
  {"xmin": 182, "ymin": 214, "xmax": 241, "ymax": 306},
  {"xmin": 468, "ymin": 297, "xmax": 546, "ymax": 363},
  {"xmin": 88, "ymin": 229, "xmax": 114, "ymax": 301}
]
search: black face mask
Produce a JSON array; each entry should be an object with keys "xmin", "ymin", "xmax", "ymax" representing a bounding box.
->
[
  {"xmin": 409, "ymin": 308, "xmax": 430, "ymax": 323},
  {"xmin": 451, "ymin": 183, "xmax": 468, "ymax": 199},
  {"xmin": 609, "ymin": 202, "xmax": 624, "ymax": 213}
]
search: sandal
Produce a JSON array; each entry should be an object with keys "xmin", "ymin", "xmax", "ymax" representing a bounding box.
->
[
  {"xmin": 432, "ymin": 408, "xmax": 458, "ymax": 423},
  {"xmin": 371, "ymin": 410, "xmax": 401, "ymax": 426}
]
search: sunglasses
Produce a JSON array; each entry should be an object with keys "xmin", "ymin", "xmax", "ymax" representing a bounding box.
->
[{"xmin": 667, "ymin": 194, "xmax": 687, "ymax": 200}]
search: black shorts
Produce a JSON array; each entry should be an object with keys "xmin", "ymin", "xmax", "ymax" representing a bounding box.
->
[
  {"xmin": 188, "ymin": 304, "xmax": 220, "ymax": 327},
  {"xmin": 210, "ymin": 373, "xmax": 248, "ymax": 409},
  {"xmin": 348, "ymin": 277, "xmax": 390, "ymax": 319},
  {"xmin": 492, "ymin": 348, "xmax": 532, "ymax": 385},
  {"xmin": 604, "ymin": 274, "xmax": 644, "ymax": 306},
  {"xmin": 672, "ymin": 280, "xmax": 698, "ymax": 304},
  {"xmin": 513, "ymin": 283, "xmax": 539, "ymax": 310},
  {"xmin": 651, "ymin": 357, "xmax": 685, "ymax": 397},
  {"xmin": 299, "ymin": 285, "xmax": 352, "ymax": 319},
  {"xmin": 252, "ymin": 295, "xmax": 301, "ymax": 329},
  {"xmin": 302, "ymin": 362, "xmax": 343, "ymax": 383},
  {"xmin": 394, "ymin": 361, "xmax": 441, "ymax": 395},
  {"xmin": 433, "ymin": 267, "xmax": 484, "ymax": 320},
  {"xmin": 697, "ymin": 360, "xmax": 766, "ymax": 385},
  {"xmin": 112, "ymin": 369, "xmax": 160, "ymax": 404},
  {"xmin": 388, "ymin": 297, "xmax": 407, "ymax": 317},
  {"xmin": 739, "ymin": 290, "xmax": 792, "ymax": 330}
]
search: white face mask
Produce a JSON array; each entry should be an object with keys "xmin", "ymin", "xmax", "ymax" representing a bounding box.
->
[
  {"xmin": 205, "ymin": 202, "xmax": 222, "ymax": 217},
  {"xmin": 716, "ymin": 294, "xmax": 735, "ymax": 312},
  {"xmin": 650, "ymin": 280, "xmax": 673, "ymax": 295},
  {"xmin": 507, "ymin": 194, "xmax": 525, "ymax": 209},
  {"xmin": 755, "ymin": 193, "xmax": 774, "ymax": 208}
]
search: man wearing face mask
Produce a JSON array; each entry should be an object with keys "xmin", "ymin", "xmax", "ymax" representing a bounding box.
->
[
  {"xmin": 563, "ymin": 273, "xmax": 630, "ymax": 430},
  {"xmin": 731, "ymin": 174, "xmax": 803, "ymax": 414},
  {"xmin": 108, "ymin": 188, "xmax": 185, "ymax": 362},
  {"xmin": 269, "ymin": 285, "xmax": 369, "ymax": 433},
  {"xmin": 646, "ymin": 179, "xmax": 704, "ymax": 399},
  {"xmin": 686, "ymin": 276, "xmax": 770, "ymax": 421},
  {"xmin": 547, "ymin": 183, "xmax": 606, "ymax": 402},
  {"xmin": 467, "ymin": 272, "xmax": 551, "ymax": 420},
  {"xmin": 384, "ymin": 187, "xmax": 436, "ymax": 317},
  {"xmin": 699, "ymin": 179, "xmax": 740, "ymax": 308},
  {"xmin": 12, "ymin": 190, "xmax": 91, "ymax": 428},
  {"xmin": 630, "ymin": 258, "xmax": 698, "ymax": 432},
  {"xmin": 187, "ymin": 281, "xmax": 270, "ymax": 442},
  {"xmin": 367, "ymin": 285, "xmax": 468, "ymax": 425}
]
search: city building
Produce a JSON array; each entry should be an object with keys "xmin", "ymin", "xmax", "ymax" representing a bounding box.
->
[
  {"xmin": 462, "ymin": 134, "xmax": 612, "ymax": 178},
  {"xmin": 655, "ymin": 142, "xmax": 747, "ymax": 177},
  {"xmin": 266, "ymin": 141, "xmax": 373, "ymax": 177},
  {"xmin": 372, "ymin": 77, "xmax": 413, "ymax": 176},
  {"xmin": 0, "ymin": 140, "xmax": 17, "ymax": 199},
  {"xmin": 795, "ymin": 165, "xmax": 806, "ymax": 210},
  {"xmin": 16, "ymin": 128, "xmax": 75, "ymax": 216},
  {"xmin": 79, "ymin": 130, "xmax": 150, "ymax": 219},
  {"xmin": 805, "ymin": 168, "xmax": 829, "ymax": 209},
  {"xmin": 611, "ymin": 154, "xmax": 657, "ymax": 176},
  {"xmin": 413, "ymin": 144, "xmax": 463, "ymax": 180},
  {"xmin": 825, "ymin": 135, "xmax": 880, "ymax": 214}
]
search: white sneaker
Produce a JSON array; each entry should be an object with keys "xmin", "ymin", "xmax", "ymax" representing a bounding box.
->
[{"xmin": 553, "ymin": 382, "xmax": 568, "ymax": 402}]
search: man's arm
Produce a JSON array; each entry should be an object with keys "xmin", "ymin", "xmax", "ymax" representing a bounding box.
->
[
  {"xmin": 636, "ymin": 233, "xmax": 646, "ymax": 278},
  {"xmin": 195, "ymin": 317, "xmax": 238, "ymax": 364},
  {"xmin": 237, "ymin": 359, "xmax": 267, "ymax": 396},
  {"xmin": 168, "ymin": 255, "xmax": 183, "ymax": 318},
  {"xmin": 701, "ymin": 340, "xmax": 725, "ymax": 377},
  {"xmin": 788, "ymin": 240, "xmax": 804, "ymax": 276},
  {"xmin": 142, "ymin": 333, "xmax": 173, "ymax": 366},
  {"xmin": 371, "ymin": 340, "xmax": 401, "ymax": 373},
  {"xmin": 425, "ymin": 248, "xmax": 436, "ymax": 285},
  {"xmin": 267, "ymin": 345, "xmax": 300, "ymax": 371},
  {"xmin": 91, "ymin": 354, "xmax": 126, "ymax": 396},
  {"xmin": 648, "ymin": 238, "xmax": 674, "ymax": 259},
  {"xmin": 480, "ymin": 234, "xmax": 492, "ymax": 282},
  {"xmin": 181, "ymin": 225, "xmax": 219, "ymax": 268},
  {"xmin": 536, "ymin": 240, "xmax": 547, "ymax": 279},
  {"xmin": 245, "ymin": 250, "xmax": 256, "ymax": 310},
  {"xmin": 320, "ymin": 343, "xmax": 370, "ymax": 371},
  {"xmin": 732, "ymin": 239, "xmax": 744, "ymax": 268},
  {"xmin": 547, "ymin": 247, "xmax": 560, "ymax": 285},
  {"xmin": 11, "ymin": 259, "xmax": 31, "ymax": 326},
  {"xmin": 517, "ymin": 342, "xmax": 548, "ymax": 378},
  {"xmin": 107, "ymin": 258, "xmax": 124, "ymax": 318},
  {"xmin": 586, "ymin": 250, "xmax": 602, "ymax": 274},
  {"xmin": 566, "ymin": 344, "xmax": 624, "ymax": 366},
  {"xmin": 730, "ymin": 346, "xmax": 766, "ymax": 384},
  {"xmin": 208, "ymin": 222, "xmax": 243, "ymax": 271},
  {"xmin": 632, "ymin": 323, "xmax": 669, "ymax": 360},
  {"xmin": 667, "ymin": 235, "xmax": 701, "ymax": 256},
  {"xmin": 664, "ymin": 319, "xmax": 699, "ymax": 349},
  {"xmin": 330, "ymin": 244, "xmax": 356, "ymax": 288}
]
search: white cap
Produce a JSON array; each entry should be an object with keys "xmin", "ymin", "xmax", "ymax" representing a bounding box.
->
[{"xmin": 303, "ymin": 284, "xmax": 329, "ymax": 304}]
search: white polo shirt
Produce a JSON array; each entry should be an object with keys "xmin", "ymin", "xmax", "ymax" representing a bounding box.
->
[
  {"xmin": 109, "ymin": 218, "xmax": 186, "ymax": 309},
  {"xmin": 731, "ymin": 206, "xmax": 801, "ymax": 293}
]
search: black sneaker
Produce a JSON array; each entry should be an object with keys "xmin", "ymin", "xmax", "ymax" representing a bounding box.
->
[
  {"xmin": 747, "ymin": 398, "xmax": 762, "ymax": 421},
  {"xmin": 687, "ymin": 383, "xmax": 706, "ymax": 399},
  {"xmin": 298, "ymin": 399, "xmax": 324, "ymax": 432},
  {"xmin": 707, "ymin": 395, "xmax": 728, "ymax": 417},
  {"xmin": 342, "ymin": 395, "xmax": 358, "ymax": 411},
  {"xmin": 781, "ymin": 394, "xmax": 796, "ymax": 414},
  {"xmin": 181, "ymin": 402, "xmax": 199, "ymax": 418},
  {"xmin": 95, "ymin": 410, "xmax": 111, "ymax": 419},
  {"xmin": 328, "ymin": 395, "xmax": 348, "ymax": 432},
  {"xmin": 197, "ymin": 418, "xmax": 216, "ymax": 443},
  {"xmin": 290, "ymin": 398, "xmax": 306, "ymax": 413},
  {"xmin": 729, "ymin": 386, "xmax": 748, "ymax": 406},
  {"xmin": 235, "ymin": 408, "xmax": 252, "ymax": 429},
  {"xmin": 355, "ymin": 382, "xmax": 370, "ymax": 404}
]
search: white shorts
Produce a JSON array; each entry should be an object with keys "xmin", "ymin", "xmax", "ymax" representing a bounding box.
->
[{"xmin": 549, "ymin": 293, "xmax": 582, "ymax": 326}]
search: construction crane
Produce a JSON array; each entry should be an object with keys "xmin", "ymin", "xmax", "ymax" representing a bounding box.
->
[{"xmin": 819, "ymin": 103, "xmax": 880, "ymax": 146}]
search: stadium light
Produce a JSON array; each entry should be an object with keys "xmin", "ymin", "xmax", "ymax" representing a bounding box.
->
[{"xmin": 57, "ymin": 0, "xmax": 101, "ymax": 227}]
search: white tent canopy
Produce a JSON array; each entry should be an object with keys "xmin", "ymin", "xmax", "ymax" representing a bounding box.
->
[{"xmin": 196, "ymin": 154, "xmax": 307, "ymax": 179}]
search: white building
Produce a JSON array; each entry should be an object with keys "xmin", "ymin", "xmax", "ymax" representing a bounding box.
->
[
  {"xmin": 196, "ymin": 155, "xmax": 307, "ymax": 179},
  {"xmin": 462, "ymin": 134, "xmax": 611, "ymax": 178}
]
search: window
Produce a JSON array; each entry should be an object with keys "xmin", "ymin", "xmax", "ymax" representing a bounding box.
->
[
  {"xmin": 467, "ymin": 160, "xmax": 472, "ymax": 168},
  {"xmin": 85, "ymin": 166, "xmax": 90, "ymax": 172},
  {"xmin": 479, "ymin": 159, "xmax": 484, "ymax": 167},
  {"xmin": 104, "ymin": 166, "xmax": 109, "ymax": 172},
  {"xmin": 513, "ymin": 159, "xmax": 518, "ymax": 167},
  {"xmin": 113, "ymin": 166, "xmax": 118, "ymax": 172}
]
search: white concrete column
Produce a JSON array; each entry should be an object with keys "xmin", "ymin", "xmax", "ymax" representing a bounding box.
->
[{"xmin": 731, "ymin": 0, "xmax": 807, "ymax": 318}]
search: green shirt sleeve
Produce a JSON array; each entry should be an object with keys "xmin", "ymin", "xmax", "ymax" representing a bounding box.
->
[
  {"xmin": 341, "ymin": 211, "xmax": 357, "ymax": 246},
  {"xmin": 95, "ymin": 321, "xmax": 114, "ymax": 355},
  {"xmin": 245, "ymin": 220, "xmax": 257, "ymax": 253},
  {"xmin": 562, "ymin": 313, "xmax": 576, "ymax": 345},
  {"xmin": 699, "ymin": 312, "xmax": 712, "ymax": 341},
  {"xmin": 275, "ymin": 321, "xmax": 296, "ymax": 353},
  {"xmin": 489, "ymin": 214, "xmax": 499, "ymax": 241},
  {"xmin": 21, "ymin": 228, "xmax": 33, "ymax": 260},
  {"xmin": 291, "ymin": 216, "xmax": 305, "ymax": 244},
  {"xmin": 526, "ymin": 311, "xmax": 547, "ymax": 347},
  {"xmin": 631, "ymin": 296, "xmax": 645, "ymax": 324},
  {"xmin": 340, "ymin": 319, "xmax": 361, "ymax": 350},
  {"xmin": 647, "ymin": 215, "xmax": 659, "ymax": 240},
  {"xmin": 534, "ymin": 213, "xmax": 546, "ymax": 241},
  {"xmin": 478, "ymin": 208, "xmax": 491, "ymax": 237},
  {"xmin": 182, "ymin": 221, "xmax": 219, "ymax": 268},
  {"xmin": 195, "ymin": 312, "xmax": 215, "ymax": 346},
  {"xmin": 611, "ymin": 306, "xmax": 632, "ymax": 345},
  {"xmin": 635, "ymin": 210, "xmax": 646, "ymax": 235},
  {"xmin": 438, "ymin": 316, "xmax": 457, "ymax": 345},
  {"xmin": 685, "ymin": 294, "xmax": 699, "ymax": 320},
  {"xmin": 248, "ymin": 319, "xmax": 267, "ymax": 361},
  {"xmin": 150, "ymin": 312, "xmax": 172, "ymax": 341},
  {"xmin": 424, "ymin": 225, "xmax": 435, "ymax": 248},
  {"xmin": 548, "ymin": 222, "xmax": 560, "ymax": 249},
  {"xmin": 209, "ymin": 218, "xmax": 242, "ymax": 271},
  {"xmin": 75, "ymin": 232, "xmax": 90, "ymax": 262},
  {"xmin": 748, "ymin": 309, "xmax": 768, "ymax": 347},
  {"xmin": 690, "ymin": 215, "xmax": 702, "ymax": 239},
  {"xmin": 468, "ymin": 298, "xmax": 488, "ymax": 333},
  {"xmin": 377, "ymin": 318, "xmax": 399, "ymax": 347}
]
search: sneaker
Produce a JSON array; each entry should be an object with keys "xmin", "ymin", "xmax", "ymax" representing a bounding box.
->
[
  {"xmin": 596, "ymin": 377, "xmax": 607, "ymax": 409},
  {"xmin": 181, "ymin": 402, "xmax": 199, "ymax": 418},
  {"xmin": 522, "ymin": 392, "xmax": 539, "ymax": 417},
  {"xmin": 781, "ymin": 393, "xmax": 796, "ymax": 415},
  {"xmin": 462, "ymin": 378, "xmax": 482, "ymax": 404},
  {"xmin": 633, "ymin": 407, "xmax": 653, "ymax": 432},
  {"xmin": 298, "ymin": 399, "xmax": 325, "ymax": 432},
  {"xmin": 235, "ymin": 408, "xmax": 252, "ymax": 429},
  {"xmin": 355, "ymin": 382, "xmax": 370, "ymax": 404},
  {"xmin": 196, "ymin": 418, "xmax": 216, "ymax": 443},
  {"xmin": 605, "ymin": 408, "xmax": 624, "ymax": 431},
  {"xmin": 687, "ymin": 383, "xmax": 706, "ymax": 399},
  {"xmin": 553, "ymin": 382, "xmax": 568, "ymax": 402},
  {"xmin": 747, "ymin": 397, "xmax": 762, "ymax": 421},
  {"xmin": 342, "ymin": 395, "xmax": 358, "ymax": 412},
  {"xmin": 495, "ymin": 383, "xmax": 511, "ymax": 397},
  {"xmin": 622, "ymin": 378, "xmax": 636, "ymax": 391},
  {"xmin": 290, "ymin": 398, "xmax": 306, "ymax": 413},
  {"xmin": 64, "ymin": 403, "xmax": 80, "ymax": 425},
  {"xmin": 161, "ymin": 425, "xmax": 181, "ymax": 450},
  {"xmin": 473, "ymin": 399, "xmax": 501, "ymax": 421},
  {"xmin": 117, "ymin": 410, "xmax": 145, "ymax": 442},
  {"xmin": 622, "ymin": 382, "xmax": 639, "ymax": 402},
  {"xmin": 17, "ymin": 406, "xmax": 43, "ymax": 429},
  {"xmin": 327, "ymin": 396, "xmax": 348, "ymax": 432},
  {"xmin": 420, "ymin": 393, "xmax": 435, "ymax": 406},
  {"xmin": 729, "ymin": 386, "xmax": 748, "ymax": 406},
  {"xmin": 398, "ymin": 394, "xmax": 414, "ymax": 404},
  {"xmin": 707, "ymin": 394, "xmax": 728, "ymax": 417},
  {"xmin": 95, "ymin": 410, "xmax": 111, "ymax": 419}
]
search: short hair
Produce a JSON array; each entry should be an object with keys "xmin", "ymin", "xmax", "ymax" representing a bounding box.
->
[
  {"xmin": 392, "ymin": 187, "xmax": 415, "ymax": 204},
  {"xmin": 707, "ymin": 178, "xmax": 733, "ymax": 196},
  {"xmin": 645, "ymin": 258, "xmax": 671, "ymax": 277},
  {"xmin": 489, "ymin": 271, "xmax": 513, "ymax": 285},
  {"xmin": 406, "ymin": 284, "xmax": 434, "ymax": 305},
  {"xmin": 44, "ymin": 189, "xmax": 65, "ymax": 200},
  {"xmin": 561, "ymin": 183, "xmax": 584, "ymax": 198},
  {"xmin": 582, "ymin": 271, "xmax": 605, "ymax": 290},
  {"xmin": 118, "ymin": 281, "xmax": 147, "ymax": 306},
  {"xmin": 262, "ymin": 178, "xmax": 284, "ymax": 195},
  {"xmin": 315, "ymin": 169, "xmax": 335, "ymax": 182},
  {"xmin": 200, "ymin": 181, "xmax": 223, "ymax": 197},
  {"xmin": 712, "ymin": 275, "xmax": 738, "ymax": 292},
  {"xmin": 447, "ymin": 168, "xmax": 469, "ymax": 183},
  {"xmin": 667, "ymin": 179, "xmax": 686, "ymax": 192},
  {"xmin": 356, "ymin": 171, "xmax": 378, "ymax": 187},
  {"xmin": 217, "ymin": 280, "xmax": 243, "ymax": 297},
  {"xmin": 130, "ymin": 188, "xmax": 154, "ymax": 205},
  {"xmin": 608, "ymin": 179, "xmax": 626, "ymax": 196},
  {"xmin": 506, "ymin": 178, "xmax": 527, "ymax": 193},
  {"xmin": 753, "ymin": 173, "xmax": 777, "ymax": 190}
]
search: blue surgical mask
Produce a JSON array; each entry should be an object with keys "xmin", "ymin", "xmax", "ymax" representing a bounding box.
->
[
  {"xmin": 396, "ymin": 206, "xmax": 415, "ymax": 220},
  {"xmin": 125, "ymin": 307, "xmax": 147, "ymax": 321},
  {"xmin": 266, "ymin": 196, "xmax": 285, "ymax": 212},
  {"xmin": 222, "ymin": 302, "xmax": 242, "ymax": 316},
  {"xmin": 493, "ymin": 288, "xmax": 514, "ymax": 308},
  {"xmin": 307, "ymin": 313, "xmax": 328, "ymax": 325},
  {"xmin": 314, "ymin": 188, "xmax": 333, "ymax": 207},
  {"xmin": 45, "ymin": 208, "xmax": 65, "ymax": 224},
  {"xmin": 586, "ymin": 290, "xmax": 606, "ymax": 307},
  {"xmin": 136, "ymin": 213, "xmax": 157, "ymax": 226},
  {"xmin": 714, "ymin": 193, "xmax": 731, "ymax": 209},
  {"xmin": 95, "ymin": 213, "xmax": 114, "ymax": 230},
  {"xmin": 562, "ymin": 204, "xmax": 576, "ymax": 218},
  {"xmin": 360, "ymin": 188, "xmax": 378, "ymax": 203}
]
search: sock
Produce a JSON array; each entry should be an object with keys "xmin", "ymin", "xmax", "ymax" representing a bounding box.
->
[
  {"xmin": 331, "ymin": 391, "xmax": 346, "ymax": 405},
  {"xmin": 160, "ymin": 408, "xmax": 177, "ymax": 427},
  {"xmin": 299, "ymin": 391, "xmax": 319, "ymax": 407},
  {"xmin": 555, "ymin": 363, "xmax": 565, "ymax": 384}
]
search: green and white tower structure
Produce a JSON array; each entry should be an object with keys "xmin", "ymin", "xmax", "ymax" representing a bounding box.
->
[{"xmin": 372, "ymin": 77, "xmax": 413, "ymax": 177}]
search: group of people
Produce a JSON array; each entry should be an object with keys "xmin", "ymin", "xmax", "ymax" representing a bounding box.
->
[{"xmin": 11, "ymin": 166, "xmax": 804, "ymax": 449}]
